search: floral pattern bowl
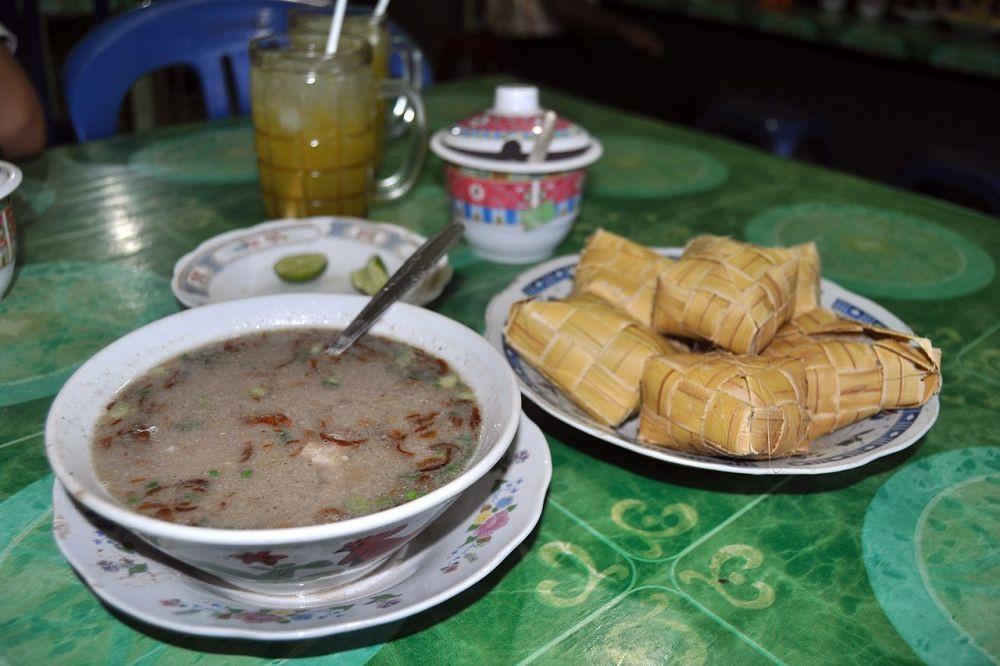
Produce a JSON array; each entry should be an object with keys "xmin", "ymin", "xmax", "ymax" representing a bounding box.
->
[
  {"xmin": 45, "ymin": 294, "xmax": 521, "ymax": 595},
  {"xmin": 0, "ymin": 161, "xmax": 21, "ymax": 300},
  {"xmin": 444, "ymin": 165, "xmax": 586, "ymax": 264},
  {"xmin": 430, "ymin": 85, "xmax": 602, "ymax": 264}
]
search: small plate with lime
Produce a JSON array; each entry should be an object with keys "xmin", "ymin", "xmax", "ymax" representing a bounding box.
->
[{"xmin": 171, "ymin": 217, "xmax": 453, "ymax": 308}]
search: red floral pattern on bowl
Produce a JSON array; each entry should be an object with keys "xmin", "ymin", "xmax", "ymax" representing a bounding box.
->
[
  {"xmin": 0, "ymin": 203, "xmax": 15, "ymax": 269},
  {"xmin": 335, "ymin": 525, "xmax": 413, "ymax": 566},
  {"xmin": 446, "ymin": 165, "xmax": 584, "ymax": 230},
  {"xmin": 0, "ymin": 161, "xmax": 20, "ymax": 295},
  {"xmin": 447, "ymin": 168, "xmax": 583, "ymax": 211}
]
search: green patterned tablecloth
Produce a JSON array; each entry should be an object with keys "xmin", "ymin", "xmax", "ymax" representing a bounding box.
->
[{"xmin": 2, "ymin": 76, "xmax": 999, "ymax": 664}]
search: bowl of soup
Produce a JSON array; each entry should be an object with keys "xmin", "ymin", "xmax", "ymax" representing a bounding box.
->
[{"xmin": 45, "ymin": 294, "xmax": 521, "ymax": 595}]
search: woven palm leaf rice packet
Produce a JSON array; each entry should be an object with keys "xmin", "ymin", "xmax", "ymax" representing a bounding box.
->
[
  {"xmin": 762, "ymin": 308, "xmax": 942, "ymax": 439},
  {"xmin": 572, "ymin": 228, "xmax": 675, "ymax": 326},
  {"xmin": 505, "ymin": 297, "xmax": 687, "ymax": 427},
  {"xmin": 652, "ymin": 236, "xmax": 820, "ymax": 354},
  {"xmin": 638, "ymin": 353, "xmax": 812, "ymax": 458}
]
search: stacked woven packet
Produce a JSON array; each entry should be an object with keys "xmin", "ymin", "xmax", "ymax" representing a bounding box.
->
[{"xmin": 506, "ymin": 230, "xmax": 942, "ymax": 459}]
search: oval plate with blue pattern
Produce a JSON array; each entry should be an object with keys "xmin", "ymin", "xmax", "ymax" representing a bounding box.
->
[{"xmin": 484, "ymin": 249, "xmax": 940, "ymax": 475}]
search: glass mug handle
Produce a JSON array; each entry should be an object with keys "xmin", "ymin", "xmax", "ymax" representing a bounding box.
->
[
  {"xmin": 374, "ymin": 80, "xmax": 427, "ymax": 203},
  {"xmin": 386, "ymin": 35, "xmax": 419, "ymax": 140}
]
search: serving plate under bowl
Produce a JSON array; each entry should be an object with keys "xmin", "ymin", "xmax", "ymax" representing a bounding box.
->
[
  {"xmin": 52, "ymin": 413, "xmax": 550, "ymax": 641},
  {"xmin": 171, "ymin": 217, "xmax": 453, "ymax": 308},
  {"xmin": 46, "ymin": 294, "xmax": 521, "ymax": 594},
  {"xmin": 484, "ymin": 249, "xmax": 940, "ymax": 475}
]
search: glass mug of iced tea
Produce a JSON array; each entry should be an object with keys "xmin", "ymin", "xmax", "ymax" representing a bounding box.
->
[
  {"xmin": 289, "ymin": 10, "xmax": 423, "ymax": 148},
  {"xmin": 290, "ymin": 12, "xmax": 394, "ymax": 84},
  {"xmin": 249, "ymin": 33, "xmax": 427, "ymax": 218}
]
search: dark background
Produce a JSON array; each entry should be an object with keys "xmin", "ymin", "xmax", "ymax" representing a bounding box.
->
[{"xmin": 5, "ymin": 0, "xmax": 1000, "ymax": 205}]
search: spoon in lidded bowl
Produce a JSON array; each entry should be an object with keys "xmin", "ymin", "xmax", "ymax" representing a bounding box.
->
[{"xmin": 528, "ymin": 110, "xmax": 558, "ymax": 164}]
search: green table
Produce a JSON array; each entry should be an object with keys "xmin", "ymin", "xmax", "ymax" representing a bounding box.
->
[{"xmin": 2, "ymin": 76, "xmax": 998, "ymax": 664}]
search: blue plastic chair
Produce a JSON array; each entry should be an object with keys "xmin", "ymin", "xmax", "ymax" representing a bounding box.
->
[
  {"xmin": 896, "ymin": 147, "xmax": 1000, "ymax": 216},
  {"xmin": 64, "ymin": 0, "xmax": 432, "ymax": 142},
  {"xmin": 697, "ymin": 95, "xmax": 831, "ymax": 163},
  {"xmin": 64, "ymin": 0, "xmax": 304, "ymax": 141}
]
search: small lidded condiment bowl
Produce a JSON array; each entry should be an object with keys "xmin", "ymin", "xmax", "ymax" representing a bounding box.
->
[
  {"xmin": 430, "ymin": 85, "xmax": 602, "ymax": 264},
  {"xmin": 0, "ymin": 161, "xmax": 21, "ymax": 300}
]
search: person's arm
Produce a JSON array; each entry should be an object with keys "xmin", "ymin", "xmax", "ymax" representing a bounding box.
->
[{"xmin": 0, "ymin": 47, "xmax": 45, "ymax": 159}]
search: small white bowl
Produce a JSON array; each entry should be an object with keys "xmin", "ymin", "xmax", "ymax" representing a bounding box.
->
[
  {"xmin": 429, "ymin": 85, "xmax": 602, "ymax": 264},
  {"xmin": 46, "ymin": 294, "xmax": 521, "ymax": 595},
  {"xmin": 438, "ymin": 161, "xmax": 592, "ymax": 264},
  {"xmin": 0, "ymin": 161, "xmax": 21, "ymax": 300}
]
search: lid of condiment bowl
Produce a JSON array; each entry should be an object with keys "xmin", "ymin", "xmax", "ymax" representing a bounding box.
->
[{"xmin": 430, "ymin": 85, "xmax": 602, "ymax": 174}]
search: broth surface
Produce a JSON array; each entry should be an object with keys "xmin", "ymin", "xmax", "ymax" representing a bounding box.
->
[{"xmin": 91, "ymin": 330, "xmax": 481, "ymax": 529}]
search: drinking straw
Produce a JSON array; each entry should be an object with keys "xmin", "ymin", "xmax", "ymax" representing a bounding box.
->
[
  {"xmin": 373, "ymin": 0, "xmax": 391, "ymax": 18},
  {"xmin": 325, "ymin": 0, "xmax": 349, "ymax": 55}
]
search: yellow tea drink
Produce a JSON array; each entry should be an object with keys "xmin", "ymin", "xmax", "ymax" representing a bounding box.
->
[
  {"xmin": 250, "ymin": 34, "xmax": 426, "ymax": 218},
  {"xmin": 290, "ymin": 14, "xmax": 391, "ymax": 164},
  {"xmin": 290, "ymin": 13, "xmax": 391, "ymax": 82}
]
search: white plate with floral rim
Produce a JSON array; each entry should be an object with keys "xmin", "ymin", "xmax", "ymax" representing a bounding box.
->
[
  {"xmin": 52, "ymin": 414, "xmax": 550, "ymax": 640},
  {"xmin": 171, "ymin": 217, "xmax": 454, "ymax": 308},
  {"xmin": 484, "ymin": 250, "xmax": 940, "ymax": 475}
]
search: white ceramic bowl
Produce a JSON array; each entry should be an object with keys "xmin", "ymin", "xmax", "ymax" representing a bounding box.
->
[
  {"xmin": 442, "ymin": 163, "xmax": 589, "ymax": 264},
  {"xmin": 46, "ymin": 294, "xmax": 521, "ymax": 595},
  {"xmin": 430, "ymin": 84, "xmax": 603, "ymax": 264},
  {"xmin": 433, "ymin": 136, "xmax": 602, "ymax": 265},
  {"xmin": 0, "ymin": 161, "xmax": 21, "ymax": 300}
]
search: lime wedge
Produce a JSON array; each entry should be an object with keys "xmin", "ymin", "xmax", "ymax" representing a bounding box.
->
[
  {"xmin": 350, "ymin": 254, "xmax": 389, "ymax": 295},
  {"xmin": 273, "ymin": 253, "xmax": 328, "ymax": 283}
]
